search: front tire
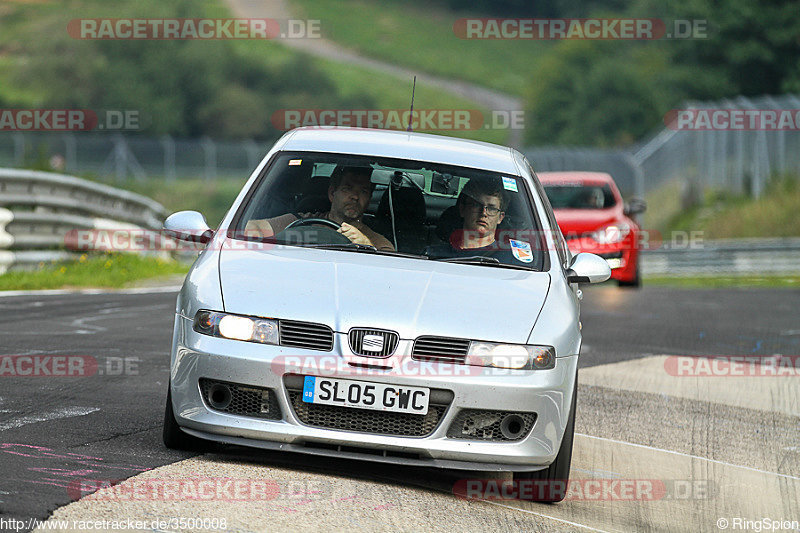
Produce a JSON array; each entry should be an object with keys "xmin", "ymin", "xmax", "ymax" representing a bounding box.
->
[
  {"xmin": 163, "ymin": 385, "xmax": 206, "ymax": 451},
  {"xmin": 513, "ymin": 377, "xmax": 577, "ymax": 502}
]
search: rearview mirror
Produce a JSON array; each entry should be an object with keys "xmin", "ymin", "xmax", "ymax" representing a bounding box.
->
[
  {"xmin": 431, "ymin": 172, "xmax": 459, "ymax": 195},
  {"xmin": 164, "ymin": 211, "xmax": 213, "ymax": 243},
  {"xmin": 566, "ymin": 253, "xmax": 611, "ymax": 284}
]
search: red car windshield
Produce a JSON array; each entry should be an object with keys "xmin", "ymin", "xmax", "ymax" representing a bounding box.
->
[{"xmin": 543, "ymin": 184, "xmax": 617, "ymax": 209}]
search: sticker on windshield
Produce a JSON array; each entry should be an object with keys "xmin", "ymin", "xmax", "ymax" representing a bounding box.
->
[
  {"xmin": 502, "ymin": 176, "xmax": 518, "ymax": 192},
  {"xmin": 289, "ymin": 159, "xmax": 302, "ymax": 166},
  {"xmin": 509, "ymin": 239, "xmax": 533, "ymax": 263}
]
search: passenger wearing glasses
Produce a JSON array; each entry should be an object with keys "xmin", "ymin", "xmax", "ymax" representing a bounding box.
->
[{"xmin": 425, "ymin": 178, "xmax": 522, "ymax": 264}]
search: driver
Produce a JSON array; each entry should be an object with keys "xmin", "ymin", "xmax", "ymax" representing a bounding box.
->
[{"xmin": 245, "ymin": 166, "xmax": 394, "ymax": 251}]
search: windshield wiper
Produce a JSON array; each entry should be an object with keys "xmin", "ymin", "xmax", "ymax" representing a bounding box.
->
[
  {"xmin": 303, "ymin": 243, "xmax": 378, "ymax": 251},
  {"xmin": 436, "ymin": 255, "xmax": 534, "ymax": 270},
  {"xmin": 302, "ymin": 244, "xmax": 428, "ymax": 259},
  {"xmin": 439, "ymin": 255, "xmax": 500, "ymax": 264}
]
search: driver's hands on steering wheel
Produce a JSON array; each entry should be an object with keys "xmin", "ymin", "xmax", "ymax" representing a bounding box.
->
[{"xmin": 337, "ymin": 222, "xmax": 371, "ymax": 246}]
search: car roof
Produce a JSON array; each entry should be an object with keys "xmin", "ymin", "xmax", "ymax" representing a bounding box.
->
[
  {"xmin": 279, "ymin": 127, "xmax": 520, "ymax": 174},
  {"xmin": 536, "ymin": 171, "xmax": 615, "ymax": 184}
]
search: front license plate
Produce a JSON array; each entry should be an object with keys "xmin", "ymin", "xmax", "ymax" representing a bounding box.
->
[{"xmin": 302, "ymin": 376, "xmax": 429, "ymax": 415}]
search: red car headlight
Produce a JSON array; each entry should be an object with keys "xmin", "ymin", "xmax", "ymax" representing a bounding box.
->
[{"xmin": 592, "ymin": 222, "xmax": 630, "ymax": 244}]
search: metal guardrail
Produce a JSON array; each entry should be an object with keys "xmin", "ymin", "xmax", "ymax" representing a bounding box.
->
[
  {"xmin": 0, "ymin": 168, "xmax": 170, "ymax": 272},
  {"xmin": 641, "ymin": 238, "xmax": 800, "ymax": 276}
]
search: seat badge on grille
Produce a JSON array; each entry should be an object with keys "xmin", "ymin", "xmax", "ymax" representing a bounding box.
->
[{"xmin": 361, "ymin": 334, "xmax": 385, "ymax": 352}]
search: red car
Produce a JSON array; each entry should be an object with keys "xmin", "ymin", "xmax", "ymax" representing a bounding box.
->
[{"xmin": 537, "ymin": 171, "xmax": 645, "ymax": 287}]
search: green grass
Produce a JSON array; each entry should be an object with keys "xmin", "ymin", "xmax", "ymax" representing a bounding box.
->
[
  {"xmin": 0, "ymin": 0, "xmax": 508, "ymax": 145},
  {"xmin": 644, "ymin": 275, "xmax": 800, "ymax": 288},
  {"xmin": 290, "ymin": 0, "xmax": 547, "ymax": 96},
  {"xmin": 0, "ymin": 253, "xmax": 189, "ymax": 291},
  {"xmin": 309, "ymin": 58, "xmax": 510, "ymax": 145},
  {"xmin": 664, "ymin": 177, "xmax": 800, "ymax": 239},
  {"xmin": 216, "ymin": 3, "xmax": 509, "ymax": 145}
]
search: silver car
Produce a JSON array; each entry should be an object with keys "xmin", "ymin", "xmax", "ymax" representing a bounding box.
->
[{"xmin": 162, "ymin": 127, "xmax": 610, "ymax": 501}]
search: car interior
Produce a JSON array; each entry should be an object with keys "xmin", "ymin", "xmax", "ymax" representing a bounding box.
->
[{"xmin": 236, "ymin": 153, "xmax": 543, "ymax": 267}]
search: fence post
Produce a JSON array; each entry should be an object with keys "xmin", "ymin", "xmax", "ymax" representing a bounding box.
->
[
  {"xmin": 64, "ymin": 133, "xmax": 77, "ymax": 173},
  {"xmin": 161, "ymin": 135, "xmax": 176, "ymax": 182},
  {"xmin": 245, "ymin": 139, "xmax": 260, "ymax": 172},
  {"xmin": 13, "ymin": 133, "xmax": 25, "ymax": 167},
  {"xmin": 201, "ymin": 137, "xmax": 216, "ymax": 180},
  {"xmin": 114, "ymin": 134, "xmax": 128, "ymax": 182}
]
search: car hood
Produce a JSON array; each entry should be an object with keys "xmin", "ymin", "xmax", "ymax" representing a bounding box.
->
[
  {"xmin": 218, "ymin": 241, "xmax": 550, "ymax": 344},
  {"xmin": 553, "ymin": 207, "xmax": 623, "ymax": 235}
]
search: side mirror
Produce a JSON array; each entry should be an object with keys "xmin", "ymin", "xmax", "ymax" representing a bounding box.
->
[
  {"xmin": 164, "ymin": 211, "xmax": 213, "ymax": 243},
  {"xmin": 566, "ymin": 253, "xmax": 611, "ymax": 284},
  {"xmin": 624, "ymin": 198, "xmax": 647, "ymax": 216}
]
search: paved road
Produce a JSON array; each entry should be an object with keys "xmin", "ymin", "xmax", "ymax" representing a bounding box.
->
[{"xmin": 0, "ymin": 285, "xmax": 797, "ymax": 532}]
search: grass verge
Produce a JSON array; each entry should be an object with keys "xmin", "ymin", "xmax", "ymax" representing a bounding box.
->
[
  {"xmin": 0, "ymin": 253, "xmax": 189, "ymax": 291},
  {"xmin": 290, "ymin": 0, "xmax": 544, "ymax": 96},
  {"xmin": 643, "ymin": 275, "xmax": 800, "ymax": 288},
  {"xmin": 664, "ymin": 177, "xmax": 800, "ymax": 239}
]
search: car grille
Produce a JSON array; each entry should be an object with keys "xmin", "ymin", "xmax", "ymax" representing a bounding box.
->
[
  {"xmin": 287, "ymin": 389, "xmax": 449, "ymax": 437},
  {"xmin": 199, "ymin": 379, "xmax": 282, "ymax": 420},
  {"xmin": 348, "ymin": 328, "xmax": 399, "ymax": 357},
  {"xmin": 412, "ymin": 336, "xmax": 471, "ymax": 363},
  {"xmin": 447, "ymin": 409, "xmax": 536, "ymax": 442},
  {"xmin": 280, "ymin": 320, "xmax": 334, "ymax": 351}
]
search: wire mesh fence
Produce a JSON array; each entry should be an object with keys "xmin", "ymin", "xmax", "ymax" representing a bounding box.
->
[
  {"xmin": 1, "ymin": 93, "xmax": 797, "ymax": 200},
  {"xmin": 632, "ymin": 94, "xmax": 800, "ymax": 199}
]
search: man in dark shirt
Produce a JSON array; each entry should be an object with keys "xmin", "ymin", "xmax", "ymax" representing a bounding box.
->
[{"xmin": 425, "ymin": 178, "xmax": 524, "ymax": 265}]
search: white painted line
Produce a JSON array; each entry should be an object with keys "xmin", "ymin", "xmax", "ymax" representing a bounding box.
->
[
  {"xmin": 577, "ymin": 433, "xmax": 800, "ymax": 481},
  {"xmin": 480, "ymin": 499, "xmax": 615, "ymax": 533},
  {"xmin": 0, "ymin": 286, "xmax": 181, "ymax": 298},
  {"xmin": 0, "ymin": 407, "xmax": 100, "ymax": 431}
]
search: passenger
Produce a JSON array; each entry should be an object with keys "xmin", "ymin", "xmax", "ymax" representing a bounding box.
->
[
  {"xmin": 426, "ymin": 178, "xmax": 521, "ymax": 264},
  {"xmin": 246, "ymin": 166, "xmax": 394, "ymax": 251},
  {"xmin": 456, "ymin": 178, "xmax": 507, "ymax": 250}
]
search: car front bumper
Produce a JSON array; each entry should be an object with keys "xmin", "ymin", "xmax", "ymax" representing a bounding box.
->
[{"xmin": 169, "ymin": 315, "xmax": 578, "ymax": 472}]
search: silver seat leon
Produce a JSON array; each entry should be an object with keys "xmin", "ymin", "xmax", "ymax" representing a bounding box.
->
[{"xmin": 163, "ymin": 127, "xmax": 610, "ymax": 501}]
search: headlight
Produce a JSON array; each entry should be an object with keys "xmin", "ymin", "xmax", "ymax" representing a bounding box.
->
[
  {"xmin": 467, "ymin": 342, "xmax": 555, "ymax": 370},
  {"xmin": 193, "ymin": 310, "xmax": 279, "ymax": 345},
  {"xmin": 593, "ymin": 222, "xmax": 630, "ymax": 244}
]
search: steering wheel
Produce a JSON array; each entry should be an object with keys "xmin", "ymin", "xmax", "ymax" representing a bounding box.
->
[{"xmin": 285, "ymin": 217, "xmax": 341, "ymax": 231}]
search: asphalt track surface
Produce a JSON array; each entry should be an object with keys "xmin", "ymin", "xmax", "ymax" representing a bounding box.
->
[{"xmin": 0, "ymin": 285, "xmax": 798, "ymax": 532}]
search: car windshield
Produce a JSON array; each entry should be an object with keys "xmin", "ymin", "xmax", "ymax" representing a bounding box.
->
[
  {"xmin": 233, "ymin": 152, "xmax": 545, "ymax": 270},
  {"xmin": 544, "ymin": 184, "xmax": 617, "ymax": 209}
]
